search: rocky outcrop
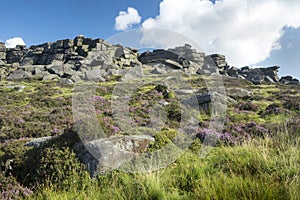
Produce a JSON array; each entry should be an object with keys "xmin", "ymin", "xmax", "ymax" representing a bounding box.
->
[
  {"xmin": 0, "ymin": 35, "xmax": 141, "ymax": 84},
  {"xmin": 139, "ymin": 44, "xmax": 206, "ymax": 74},
  {"xmin": 0, "ymin": 37, "xmax": 299, "ymax": 85},
  {"xmin": 279, "ymin": 76, "xmax": 300, "ymax": 85},
  {"xmin": 208, "ymin": 54, "xmax": 291, "ymax": 85}
]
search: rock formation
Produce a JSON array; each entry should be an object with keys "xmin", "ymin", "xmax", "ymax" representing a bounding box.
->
[{"xmin": 0, "ymin": 35, "xmax": 299, "ymax": 85}]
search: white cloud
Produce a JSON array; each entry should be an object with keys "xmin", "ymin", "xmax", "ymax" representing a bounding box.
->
[
  {"xmin": 115, "ymin": 7, "xmax": 142, "ymax": 31},
  {"xmin": 140, "ymin": 0, "xmax": 300, "ymax": 67},
  {"xmin": 5, "ymin": 37, "xmax": 26, "ymax": 48}
]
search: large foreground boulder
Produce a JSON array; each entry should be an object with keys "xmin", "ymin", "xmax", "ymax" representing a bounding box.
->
[{"xmin": 73, "ymin": 135, "xmax": 154, "ymax": 177}]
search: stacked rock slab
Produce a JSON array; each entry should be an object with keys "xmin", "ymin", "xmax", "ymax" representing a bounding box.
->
[
  {"xmin": 3, "ymin": 35, "xmax": 142, "ymax": 83},
  {"xmin": 205, "ymin": 54, "xmax": 229, "ymax": 75},
  {"xmin": 207, "ymin": 54, "xmax": 285, "ymax": 85},
  {"xmin": 279, "ymin": 76, "xmax": 300, "ymax": 85},
  {"xmin": 0, "ymin": 37, "xmax": 299, "ymax": 85},
  {"xmin": 139, "ymin": 44, "xmax": 206, "ymax": 74},
  {"xmin": 0, "ymin": 42, "xmax": 7, "ymax": 80}
]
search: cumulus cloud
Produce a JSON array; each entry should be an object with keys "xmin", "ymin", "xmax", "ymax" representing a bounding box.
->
[
  {"xmin": 115, "ymin": 7, "xmax": 142, "ymax": 31},
  {"xmin": 140, "ymin": 0, "xmax": 300, "ymax": 67},
  {"xmin": 5, "ymin": 37, "xmax": 26, "ymax": 48}
]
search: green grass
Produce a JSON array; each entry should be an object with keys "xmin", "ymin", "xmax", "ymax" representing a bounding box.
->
[
  {"xmin": 29, "ymin": 132, "xmax": 299, "ymax": 200},
  {"xmin": 0, "ymin": 78, "xmax": 299, "ymax": 199}
]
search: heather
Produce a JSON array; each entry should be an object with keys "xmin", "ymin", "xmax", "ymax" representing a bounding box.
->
[{"xmin": 0, "ymin": 75, "xmax": 299, "ymax": 199}]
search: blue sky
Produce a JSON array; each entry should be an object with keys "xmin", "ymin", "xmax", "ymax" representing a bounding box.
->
[
  {"xmin": 0, "ymin": 0, "xmax": 299, "ymax": 79},
  {"xmin": 0, "ymin": 0, "xmax": 161, "ymax": 45}
]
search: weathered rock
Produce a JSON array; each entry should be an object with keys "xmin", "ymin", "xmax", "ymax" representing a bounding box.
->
[
  {"xmin": 0, "ymin": 36, "xmax": 296, "ymax": 86},
  {"xmin": 226, "ymin": 88, "xmax": 253, "ymax": 100},
  {"xmin": 34, "ymin": 71, "xmax": 51, "ymax": 80},
  {"xmin": 42, "ymin": 74, "xmax": 60, "ymax": 81},
  {"xmin": 24, "ymin": 136, "xmax": 55, "ymax": 148},
  {"xmin": 58, "ymin": 78, "xmax": 74, "ymax": 85},
  {"xmin": 0, "ymin": 43, "xmax": 6, "ymax": 60},
  {"xmin": 120, "ymin": 66, "xmax": 143, "ymax": 81},
  {"xmin": 6, "ymin": 47, "xmax": 28, "ymax": 64},
  {"xmin": 5, "ymin": 85, "xmax": 26, "ymax": 92},
  {"xmin": 0, "ymin": 52, "xmax": 6, "ymax": 60},
  {"xmin": 183, "ymin": 91, "xmax": 236, "ymax": 111},
  {"xmin": 139, "ymin": 49, "xmax": 179, "ymax": 64},
  {"xmin": 70, "ymin": 74, "xmax": 83, "ymax": 83},
  {"xmin": 85, "ymin": 68, "xmax": 106, "ymax": 82},
  {"xmin": 73, "ymin": 135, "xmax": 154, "ymax": 177},
  {"xmin": 262, "ymin": 66, "xmax": 280, "ymax": 82},
  {"xmin": 151, "ymin": 66, "xmax": 167, "ymax": 74},
  {"xmin": 227, "ymin": 67, "xmax": 239, "ymax": 77},
  {"xmin": 7, "ymin": 69, "xmax": 32, "ymax": 80},
  {"xmin": 279, "ymin": 76, "xmax": 300, "ymax": 85},
  {"xmin": 164, "ymin": 59, "xmax": 183, "ymax": 69},
  {"xmin": 0, "ymin": 42, "xmax": 6, "ymax": 52}
]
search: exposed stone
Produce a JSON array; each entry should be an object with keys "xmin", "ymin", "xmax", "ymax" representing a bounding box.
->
[
  {"xmin": 164, "ymin": 59, "xmax": 183, "ymax": 69},
  {"xmin": 120, "ymin": 66, "xmax": 143, "ymax": 81},
  {"xmin": 0, "ymin": 36, "xmax": 297, "ymax": 86},
  {"xmin": 7, "ymin": 69, "xmax": 32, "ymax": 80},
  {"xmin": 226, "ymin": 88, "xmax": 253, "ymax": 100},
  {"xmin": 73, "ymin": 135, "xmax": 154, "ymax": 177},
  {"xmin": 70, "ymin": 74, "xmax": 83, "ymax": 83},
  {"xmin": 58, "ymin": 78, "xmax": 74, "ymax": 85},
  {"xmin": 5, "ymin": 85, "xmax": 26, "ymax": 92},
  {"xmin": 0, "ymin": 42, "xmax": 6, "ymax": 52},
  {"xmin": 85, "ymin": 68, "xmax": 106, "ymax": 82},
  {"xmin": 227, "ymin": 67, "xmax": 239, "ymax": 77},
  {"xmin": 6, "ymin": 47, "xmax": 27, "ymax": 64},
  {"xmin": 24, "ymin": 136, "xmax": 55, "ymax": 148},
  {"xmin": 183, "ymin": 91, "xmax": 237, "ymax": 111},
  {"xmin": 151, "ymin": 66, "xmax": 167, "ymax": 75},
  {"xmin": 34, "ymin": 71, "xmax": 51, "ymax": 80},
  {"xmin": 42, "ymin": 74, "xmax": 60, "ymax": 81},
  {"xmin": 279, "ymin": 76, "xmax": 300, "ymax": 85}
]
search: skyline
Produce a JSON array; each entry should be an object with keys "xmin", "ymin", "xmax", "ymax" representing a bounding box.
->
[{"xmin": 1, "ymin": 0, "xmax": 299, "ymax": 78}]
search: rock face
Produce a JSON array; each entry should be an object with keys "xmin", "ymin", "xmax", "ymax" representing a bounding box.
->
[
  {"xmin": 207, "ymin": 54, "xmax": 287, "ymax": 85},
  {"xmin": 0, "ymin": 36, "xmax": 298, "ymax": 85},
  {"xmin": 139, "ymin": 44, "xmax": 206, "ymax": 74},
  {"xmin": 279, "ymin": 76, "xmax": 300, "ymax": 85},
  {"xmin": 0, "ymin": 35, "xmax": 141, "ymax": 83}
]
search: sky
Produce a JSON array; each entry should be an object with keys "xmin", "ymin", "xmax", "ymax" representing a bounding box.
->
[{"xmin": 0, "ymin": 0, "xmax": 299, "ymax": 79}]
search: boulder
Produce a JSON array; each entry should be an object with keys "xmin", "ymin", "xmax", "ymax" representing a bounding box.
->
[
  {"xmin": 58, "ymin": 78, "xmax": 74, "ymax": 85},
  {"xmin": 34, "ymin": 71, "xmax": 51, "ymax": 80},
  {"xmin": 183, "ymin": 91, "xmax": 236, "ymax": 111},
  {"xmin": 85, "ymin": 68, "xmax": 106, "ymax": 82},
  {"xmin": 208, "ymin": 54, "xmax": 228, "ymax": 68},
  {"xmin": 151, "ymin": 66, "xmax": 167, "ymax": 75},
  {"xmin": 73, "ymin": 135, "xmax": 154, "ymax": 177},
  {"xmin": 24, "ymin": 136, "xmax": 55, "ymax": 148},
  {"xmin": 7, "ymin": 69, "xmax": 32, "ymax": 80},
  {"xmin": 262, "ymin": 66, "xmax": 280, "ymax": 82},
  {"xmin": 246, "ymin": 69, "xmax": 265, "ymax": 85},
  {"xmin": 227, "ymin": 67, "xmax": 239, "ymax": 77},
  {"xmin": 279, "ymin": 76, "xmax": 300, "ymax": 85},
  {"xmin": 0, "ymin": 52, "xmax": 6, "ymax": 60},
  {"xmin": 42, "ymin": 74, "xmax": 60, "ymax": 81}
]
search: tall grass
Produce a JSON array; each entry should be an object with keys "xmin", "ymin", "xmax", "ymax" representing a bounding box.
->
[{"xmin": 31, "ymin": 130, "xmax": 300, "ymax": 200}]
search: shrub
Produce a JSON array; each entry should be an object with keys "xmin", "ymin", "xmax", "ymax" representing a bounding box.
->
[
  {"xmin": 166, "ymin": 102, "xmax": 181, "ymax": 122},
  {"xmin": 148, "ymin": 129, "xmax": 178, "ymax": 151},
  {"xmin": 0, "ymin": 172, "xmax": 33, "ymax": 199}
]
